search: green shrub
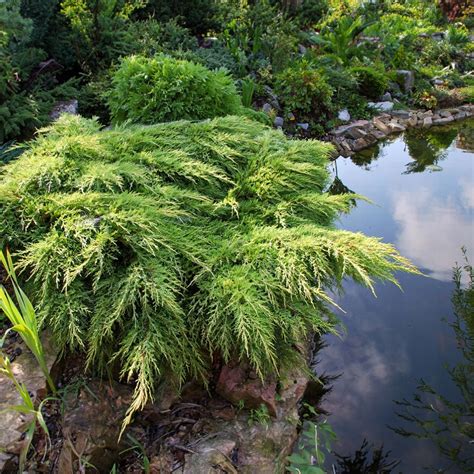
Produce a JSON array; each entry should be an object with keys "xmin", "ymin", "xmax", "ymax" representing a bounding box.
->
[
  {"xmin": 0, "ymin": 0, "xmax": 77, "ymax": 143},
  {"xmin": 275, "ymin": 60, "xmax": 334, "ymax": 125},
  {"xmin": 107, "ymin": 55, "xmax": 243, "ymax": 124},
  {"xmin": 350, "ymin": 65, "xmax": 388, "ymax": 100},
  {"xmin": 0, "ymin": 114, "xmax": 417, "ymax": 426},
  {"xmin": 124, "ymin": 19, "xmax": 198, "ymax": 57}
]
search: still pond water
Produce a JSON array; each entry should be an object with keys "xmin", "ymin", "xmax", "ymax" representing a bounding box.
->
[{"xmin": 316, "ymin": 120, "xmax": 473, "ymax": 472}]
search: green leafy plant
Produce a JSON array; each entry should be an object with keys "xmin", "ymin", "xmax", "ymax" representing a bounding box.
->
[
  {"xmin": 0, "ymin": 249, "xmax": 55, "ymax": 393},
  {"xmin": 0, "ymin": 352, "xmax": 52, "ymax": 472},
  {"xmin": 0, "ymin": 114, "xmax": 418, "ymax": 430},
  {"xmin": 350, "ymin": 65, "xmax": 388, "ymax": 100},
  {"xmin": 107, "ymin": 54, "xmax": 243, "ymax": 124},
  {"xmin": 248, "ymin": 404, "xmax": 271, "ymax": 426},
  {"xmin": 60, "ymin": 0, "xmax": 147, "ymax": 73},
  {"xmin": 240, "ymin": 77, "xmax": 256, "ymax": 108},
  {"xmin": 287, "ymin": 420, "xmax": 336, "ymax": 473},
  {"xmin": 275, "ymin": 60, "xmax": 334, "ymax": 126},
  {"xmin": 310, "ymin": 15, "xmax": 375, "ymax": 64}
]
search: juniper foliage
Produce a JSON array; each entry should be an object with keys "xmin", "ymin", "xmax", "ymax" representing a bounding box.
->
[{"xmin": 0, "ymin": 114, "xmax": 417, "ymax": 425}]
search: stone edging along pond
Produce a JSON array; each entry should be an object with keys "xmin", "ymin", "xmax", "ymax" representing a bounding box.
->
[{"xmin": 327, "ymin": 104, "xmax": 474, "ymax": 156}]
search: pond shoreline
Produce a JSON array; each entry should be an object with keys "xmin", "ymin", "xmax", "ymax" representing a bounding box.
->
[{"xmin": 326, "ymin": 104, "xmax": 474, "ymax": 156}]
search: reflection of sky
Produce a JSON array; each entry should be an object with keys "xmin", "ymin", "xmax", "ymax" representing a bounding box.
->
[{"xmin": 319, "ymin": 125, "xmax": 473, "ymax": 472}]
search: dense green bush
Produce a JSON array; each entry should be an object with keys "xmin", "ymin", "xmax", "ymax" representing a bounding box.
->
[
  {"xmin": 0, "ymin": 114, "xmax": 417, "ymax": 424},
  {"xmin": 107, "ymin": 55, "xmax": 243, "ymax": 124},
  {"xmin": 0, "ymin": 0, "xmax": 77, "ymax": 143},
  {"xmin": 350, "ymin": 65, "xmax": 388, "ymax": 100},
  {"xmin": 275, "ymin": 60, "xmax": 334, "ymax": 125},
  {"xmin": 124, "ymin": 19, "xmax": 198, "ymax": 57}
]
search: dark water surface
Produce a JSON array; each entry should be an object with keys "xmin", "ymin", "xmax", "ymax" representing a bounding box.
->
[{"xmin": 317, "ymin": 120, "xmax": 474, "ymax": 472}]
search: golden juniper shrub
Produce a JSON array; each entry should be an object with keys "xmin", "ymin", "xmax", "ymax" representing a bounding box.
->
[{"xmin": 0, "ymin": 114, "xmax": 418, "ymax": 426}]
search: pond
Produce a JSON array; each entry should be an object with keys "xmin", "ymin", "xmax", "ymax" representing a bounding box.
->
[{"xmin": 316, "ymin": 119, "xmax": 474, "ymax": 472}]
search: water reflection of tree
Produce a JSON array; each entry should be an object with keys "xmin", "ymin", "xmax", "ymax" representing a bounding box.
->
[
  {"xmin": 328, "ymin": 160, "xmax": 356, "ymax": 201},
  {"xmin": 390, "ymin": 249, "xmax": 474, "ymax": 472},
  {"xmin": 456, "ymin": 120, "xmax": 474, "ymax": 152},
  {"xmin": 350, "ymin": 142, "xmax": 382, "ymax": 170},
  {"xmin": 403, "ymin": 127, "xmax": 458, "ymax": 174}
]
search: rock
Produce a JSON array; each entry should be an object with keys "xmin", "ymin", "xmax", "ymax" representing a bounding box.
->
[
  {"xmin": 388, "ymin": 122, "xmax": 406, "ymax": 133},
  {"xmin": 274, "ymin": 116, "xmax": 284, "ymax": 128},
  {"xmin": 263, "ymin": 85, "xmax": 280, "ymax": 110},
  {"xmin": 216, "ymin": 363, "xmax": 277, "ymax": 416},
  {"xmin": 380, "ymin": 92, "xmax": 392, "ymax": 101},
  {"xmin": 183, "ymin": 438, "xmax": 238, "ymax": 474},
  {"xmin": 423, "ymin": 117, "xmax": 433, "ymax": 128},
  {"xmin": 432, "ymin": 79, "xmax": 444, "ymax": 86},
  {"xmin": 0, "ymin": 332, "xmax": 58, "ymax": 472},
  {"xmin": 407, "ymin": 116, "xmax": 418, "ymax": 127},
  {"xmin": 296, "ymin": 123, "xmax": 309, "ymax": 131},
  {"xmin": 287, "ymin": 112, "xmax": 296, "ymax": 122},
  {"xmin": 346, "ymin": 127, "xmax": 367, "ymax": 140},
  {"xmin": 337, "ymin": 109, "xmax": 351, "ymax": 122},
  {"xmin": 49, "ymin": 99, "xmax": 78, "ymax": 121},
  {"xmin": 368, "ymin": 101, "xmax": 394, "ymax": 112},
  {"xmin": 373, "ymin": 117, "xmax": 391, "ymax": 134},
  {"xmin": 298, "ymin": 44, "xmax": 307, "ymax": 55},
  {"xmin": 396, "ymin": 70, "xmax": 415, "ymax": 92},
  {"xmin": 262, "ymin": 103, "xmax": 273, "ymax": 114},
  {"xmin": 433, "ymin": 116, "xmax": 454, "ymax": 125},
  {"xmin": 57, "ymin": 380, "xmax": 132, "ymax": 474},
  {"xmin": 339, "ymin": 140, "xmax": 352, "ymax": 152},
  {"xmin": 352, "ymin": 138, "xmax": 370, "ymax": 151},
  {"xmin": 439, "ymin": 110, "xmax": 453, "ymax": 118},
  {"xmin": 431, "ymin": 32, "xmax": 445, "ymax": 41},
  {"xmin": 390, "ymin": 110, "xmax": 410, "ymax": 119},
  {"xmin": 368, "ymin": 129, "xmax": 387, "ymax": 140}
]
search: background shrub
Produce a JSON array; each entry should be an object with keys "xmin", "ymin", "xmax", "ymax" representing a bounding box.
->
[
  {"xmin": 275, "ymin": 60, "xmax": 334, "ymax": 124},
  {"xmin": 350, "ymin": 65, "xmax": 388, "ymax": 100},
  {"xmin": 107, "ymin": 55, "xmax": 243, "ymax": 124}
]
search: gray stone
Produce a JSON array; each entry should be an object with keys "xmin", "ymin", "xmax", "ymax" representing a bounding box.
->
[
  {"xmin": 432, "ymin": 79, "xmax": 444, "ymax": 86},
  {"xmin": 352, "ymin": 138, "xmax": 370, "ymax": 151},
  {"xmin": 391, "ymin": 110, "xmax": 410, "ymax": 119},
  {"xmin": 439, "ymin": 110, "xmax": 453, "ymax": 118},
  {"xmin": 396, "ymin": 70, "xmax": 415, "ymax": 92},
  {"xmin": 368, "ymin": 101, "xmax": 394, "ymax": 112},
  {"xmin": 423, "ymin": 117, "xmax": 433, "ymax": 128},
  {"xmin": 298, "ymin": 44, "xmax": 307, "ymax": 55},
  {"xmin": 338, "ymin": 108, "xmax": 351, "ymax": 122},
  {"xmin": 263, "ymin": 85, "xmax": 280, "ymax": 110},
  {"xmin": 373, "ymin": 118, "xmax": 391, "ymax": 134},
  {"xmin": 262, "ymin": 103, "xmax": 273, "ymax": 114},
  {"xmin": 348, "ymin": 127, "xmax": 369, "ymax": 140},
  {"xmin": 380, "ymin": 92, "xmax": 392, "ymax": 101},
  {"xmin": 433, "ymin": 116, "xmax": 454, "ymax": 125},
  {"xmin": 431, "ymin": 32, "xmax": 445, "ymax": 41},
  {"xmin": 296, "ymin": 122, "xmax": 309, "ymax": 131},
  {"xmin": 49, "ymin": 99, "xmax": 78, "ymax": 120},
  {"xmin": 388, "ymin": 122, "xmax": 406, "ymax": 133},
  {"xmin": 274, "ymin": 116, "xmax": 284, "ymax": 128}
]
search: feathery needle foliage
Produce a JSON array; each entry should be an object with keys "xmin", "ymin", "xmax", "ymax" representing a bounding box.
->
[
  {"xmin": 0, "ymin": 114, "xmax": 418, "ymax": 427},
  {"xmin": 0, "ymin": 249, "xmax": 56, "ymax": 393}
]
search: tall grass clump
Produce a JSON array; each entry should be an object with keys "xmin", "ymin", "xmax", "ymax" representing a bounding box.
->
[
  {"xmin": 0, "ymin": 114, "xmax": 418, "ymax": 425},
  {"xmin": 0, "ymin": 250, "xmax": 55, "ymax": 393},
  {"xmin": 107, "ymin": 55, "xmax": 243, "ymax": 124}
]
